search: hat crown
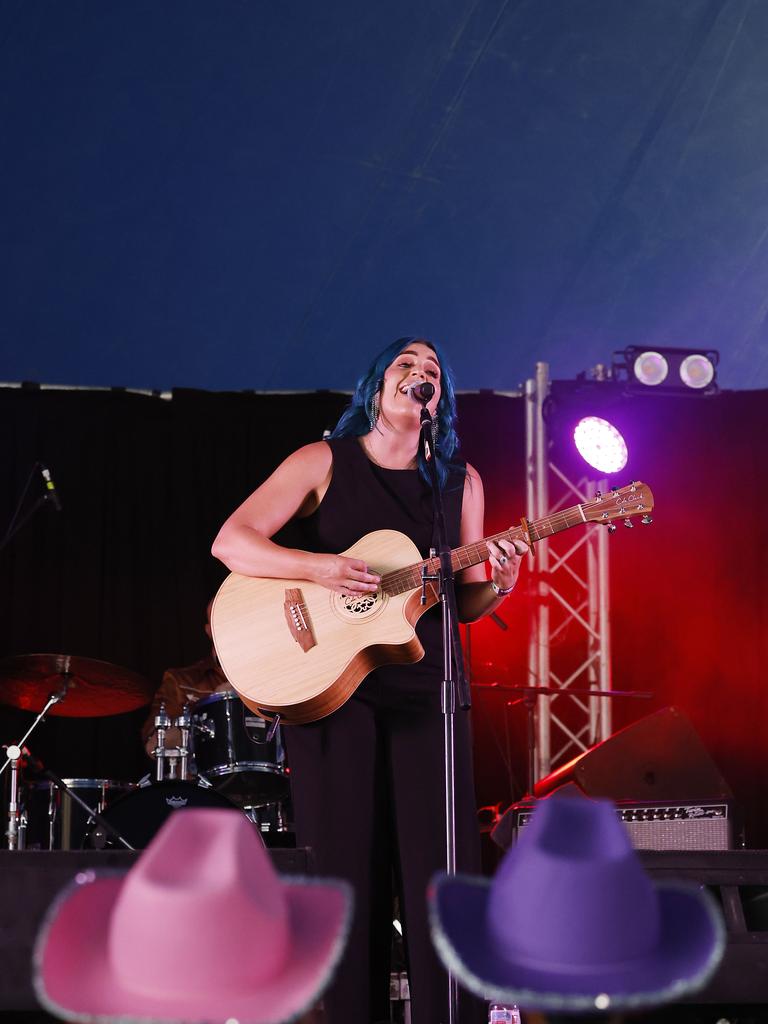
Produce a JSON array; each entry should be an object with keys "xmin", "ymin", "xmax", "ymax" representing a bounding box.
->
[
  {"xmin": 487, "ymin": 798, "xmax": 660, "ymax": 970},
  {"xmin": 109, "ymin": 809, "xmax": 289, "ymax": 995}
]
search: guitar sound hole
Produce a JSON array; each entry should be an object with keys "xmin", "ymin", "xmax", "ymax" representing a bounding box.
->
[{"xmin": 342, "ymin": 593, "xmax": 377, "ymax": 614}]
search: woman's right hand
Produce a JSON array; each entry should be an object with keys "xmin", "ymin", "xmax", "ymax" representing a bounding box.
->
[{"xmin": 310, "ymin": 554, "xmax": 381, "ymax": 596}]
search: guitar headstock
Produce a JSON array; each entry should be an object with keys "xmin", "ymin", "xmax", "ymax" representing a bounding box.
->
[{"xmin": 582, "ymin": 481, "xmax": 654, "ymax": 528}]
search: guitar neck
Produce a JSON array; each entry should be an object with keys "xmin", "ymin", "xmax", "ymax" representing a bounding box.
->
[{"xmin": 381, "ymin": 504, "xmax": 587, "ymax": 597}]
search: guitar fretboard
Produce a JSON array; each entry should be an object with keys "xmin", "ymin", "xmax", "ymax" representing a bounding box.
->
[{"xmin": 381, "ymin": 504, "xmax": 588, "ymax": 597}]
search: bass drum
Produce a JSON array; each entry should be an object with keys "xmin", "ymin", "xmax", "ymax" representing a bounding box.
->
[{"xmin": 89, "ymin": 780, "xmax": 240, "ymax": 850}]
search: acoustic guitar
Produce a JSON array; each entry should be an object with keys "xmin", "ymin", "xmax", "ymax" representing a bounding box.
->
[{"xmin": 211, "ymin": 481, "xmax": 654, "ymax": 725}]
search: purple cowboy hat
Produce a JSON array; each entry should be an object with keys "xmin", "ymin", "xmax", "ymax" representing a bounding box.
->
[
  {"xmin": 429, "ymin": 794, "xmax": 725, "ymax": 1013},
  {"xmin": 34, "ymin": 807, "xmax": 352, "ymax": 1024}
]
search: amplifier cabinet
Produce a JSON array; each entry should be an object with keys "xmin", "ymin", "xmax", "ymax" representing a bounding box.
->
[{"xmin": 514, "ymin": 801, "xmax": 733, "ymax": 851}]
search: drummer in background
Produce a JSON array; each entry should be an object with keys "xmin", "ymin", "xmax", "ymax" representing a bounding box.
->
[{"xmin": 141, "ymin": 600, "xmax": 229, "ymax": 756}]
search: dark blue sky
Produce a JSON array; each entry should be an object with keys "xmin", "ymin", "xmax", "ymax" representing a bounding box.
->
[{"xmin": 1, "ymin": 0, "xmax": 766, "ymax": 392}]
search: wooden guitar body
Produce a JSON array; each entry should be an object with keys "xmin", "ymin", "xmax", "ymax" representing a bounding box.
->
[
  {"xmin": 211, "ymin": 481, "xmax": 654, "ymax": 725},
  {"xmin": 211, "ymin": 529, "xmax": 438, "ymax": 724}
]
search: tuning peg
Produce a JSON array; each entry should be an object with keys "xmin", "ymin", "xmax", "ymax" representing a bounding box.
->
[
  {"xmin": 607, "ymin": 524, "xmax": 617, "ymax": 534},
  {"xmin": 623, "ymin": 518, "xmax": 634, "ymax": 529},
  {"xmin": 595, "ymin": 490, "xmax": 602, "ymax": 499},
  {"xmin": 610, "ymin": 486, "xmax": 618, "ymax": 493},
  {"xmin": 641, "ymin": 514, "xmax": 653, "ymax": 525}
]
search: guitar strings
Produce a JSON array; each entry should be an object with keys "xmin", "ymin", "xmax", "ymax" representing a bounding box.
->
[
  {"xmin": 291, "ymin": 491, "xmax": 643, "ymax": 598},
  {"xmin": 380, "ymin": 522, "xmax": 545, "ymax": 594},
  {"xmin": 378, "ymin": 495, "xmax": 643, "ymax": 595},
  {"xmin": 379, "ymin": 524, "xmax": 530, "ymax": 596}
]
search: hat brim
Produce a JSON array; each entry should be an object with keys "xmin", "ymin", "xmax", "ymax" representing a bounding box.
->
[
  {"xmin": 429, "ymin": 873, "xmax": 725, "ymax": 1013},
  {"xmin": 34, "ymin": 869, "xmax": 352, "ymax": 1024}
]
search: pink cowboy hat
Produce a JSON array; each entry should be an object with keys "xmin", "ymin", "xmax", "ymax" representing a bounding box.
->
[{"xmin": 34, "ymin": 808, "xmax": 352, "ymax": 1024}]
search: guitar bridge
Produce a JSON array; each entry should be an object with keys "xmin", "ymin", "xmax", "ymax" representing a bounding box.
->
[{"xmin": 283, "ymin": 588, "xmax": 316, "ymax": 653}]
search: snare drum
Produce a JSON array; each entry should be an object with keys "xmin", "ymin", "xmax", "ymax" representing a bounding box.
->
[
  {"xmin": 20, "ymin": 779, "xmax": 134, "ymax": 850},
  {"xmin": 192, "ymin": 691, "xmax": 288, "ymax": 804},
  {"xmin": 90, "ymin": 780, "xmax": 239, "ymax": 849}
]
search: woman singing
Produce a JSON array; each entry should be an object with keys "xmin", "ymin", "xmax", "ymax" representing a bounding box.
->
[{"xmin": 212, "ymin": 337, "xmax": 527, "ymax": 1024}]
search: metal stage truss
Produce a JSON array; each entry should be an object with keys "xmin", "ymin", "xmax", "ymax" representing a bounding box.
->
[{"xmin": 525, "ymin": 362, "xmax": 612, "ymax": 783}]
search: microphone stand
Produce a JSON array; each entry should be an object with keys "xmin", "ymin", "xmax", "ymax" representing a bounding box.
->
[{"xmin": 416, "ymin": 395, "xmax": 469, "ymax": 1024}]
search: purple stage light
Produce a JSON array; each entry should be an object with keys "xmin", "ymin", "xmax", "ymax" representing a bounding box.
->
[
  {"xmin": 680, "ymin": 353, "xmax": 715, "ymax": 390},
  {"xmin": 633, "ymin": 351, "xmax": 668, "ymax": 386},
  {"xmin": 573, "ymin": 416, "xmax": 628, "ymax": 474}
]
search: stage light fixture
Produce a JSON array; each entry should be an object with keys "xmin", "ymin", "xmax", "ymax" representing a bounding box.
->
[
  {"xmin": 633, "ymin": 351, "xmax": 668, "ymax": 387},
  {"xmin": 573, "ymin": 416, "xmax": 628, "ymax": 474},
  {"xmin": 679, "ymin": 353, "xmax": 715, "ymax": 390},
  {"xmin": 615, "ymin": 347, "xmax": 719, "ymax": 395}
]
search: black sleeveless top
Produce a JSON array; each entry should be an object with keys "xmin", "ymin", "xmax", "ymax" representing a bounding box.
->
[{"xmin": 293, "ymin": 436, "xmax": 466, "ymax": 692}]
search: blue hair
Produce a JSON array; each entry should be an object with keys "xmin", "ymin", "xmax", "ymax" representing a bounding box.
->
[{"xmin": 330, "ymin": 336, "xmax": 464, "ymax": 490}]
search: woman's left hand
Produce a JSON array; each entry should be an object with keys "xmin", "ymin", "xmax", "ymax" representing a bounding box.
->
[{"xmin": 487, "ymin": 538, "xmax": 528, "ymax": 593}]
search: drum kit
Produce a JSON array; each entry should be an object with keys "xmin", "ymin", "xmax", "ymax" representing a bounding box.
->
[{"xmin": 0, "ymin": 654, "xmax": 290, "ymax": 851}]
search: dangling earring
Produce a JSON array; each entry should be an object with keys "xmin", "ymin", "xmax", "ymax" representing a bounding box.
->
[
  {"xmin": 368, "ymin": 383, "xmax": 382, "ymax": 430},
  {"xmin": 431, "ymin": 416, "xmax": 439, "ymax": 451}
]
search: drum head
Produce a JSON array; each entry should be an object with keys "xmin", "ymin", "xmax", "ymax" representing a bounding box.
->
[{"xmin": 91, "ymin": 781, "xmax": 239, "ymax": 850}]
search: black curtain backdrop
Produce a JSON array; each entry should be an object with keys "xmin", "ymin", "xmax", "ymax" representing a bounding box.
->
[{"xmin": 0, "ymin": 386, "xmax": 766, "ymax": 846}]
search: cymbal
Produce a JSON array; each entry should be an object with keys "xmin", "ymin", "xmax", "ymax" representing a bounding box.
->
[{"xmin": 0, "ymin": 654, "xmax": 154, "ymax": 717}]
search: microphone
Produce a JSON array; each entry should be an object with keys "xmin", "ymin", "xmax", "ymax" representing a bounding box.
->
[
  {"xmin": 404, "ymin": 381, "xmax": 435, "ymax": 403},
  {"xmin": 40, "ymin": 465, "xmax": 62, "ymax": 511}
]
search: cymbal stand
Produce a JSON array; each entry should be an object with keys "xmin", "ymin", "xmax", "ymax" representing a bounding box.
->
[
  {"xmin": 4, "ymin": 744, "xmax": 23, "ymax": 849},
  {"xmin": 1, "ymin": 469, "xmax": 65, "ymax": 847},
  {"xmin": 1, "ymin": 680, "xmax": 67, "ymax": 850},
  {"xmin": 0, "ymin": 687, "xmax": 67, "ymax": 779}
]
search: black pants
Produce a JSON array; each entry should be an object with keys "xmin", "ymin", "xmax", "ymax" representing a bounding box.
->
[{"xmin": 284, "ymin": 669, "xmax": 485, "ymax": 1024}]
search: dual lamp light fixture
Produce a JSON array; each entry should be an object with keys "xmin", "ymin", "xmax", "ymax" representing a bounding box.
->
[
  {"xmin": 565, "ymin": 346, "xmax": 719, "ymax": 475},
  {"xmin": 613, "ymin": 346, "xmax": 719, "ymax": 395}
]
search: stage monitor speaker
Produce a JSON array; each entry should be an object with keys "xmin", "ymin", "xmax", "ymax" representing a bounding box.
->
[
  {"xmin": 0, "ymin": 847, "xmax": 310, "ymax": 1010},
  {"xmin": 534, "ymin": 706, "xmax": 732, "ymax": 803}
]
